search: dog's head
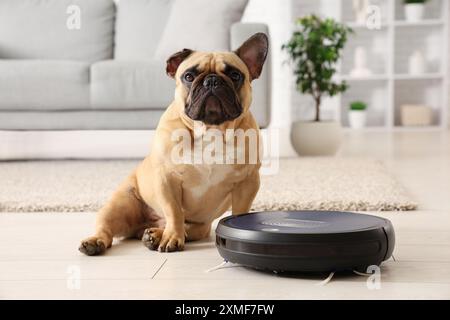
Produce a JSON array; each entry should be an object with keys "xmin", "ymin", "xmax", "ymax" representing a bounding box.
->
[{"xmin": 166, "ymin": 33, "xmax": 269, "ymax": 126}]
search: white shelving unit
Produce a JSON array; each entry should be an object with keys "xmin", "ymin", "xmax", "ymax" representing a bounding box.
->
[
  {"xmin": 290, "ymin": 0, "xmax": 448, "ymax": 130},
  {"xmin": 332, "ymin": 0, "xmax": 449, "ymax": 130}
]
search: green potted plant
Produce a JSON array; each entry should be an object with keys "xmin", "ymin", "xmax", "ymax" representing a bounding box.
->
[
  {"xmin": 404, "ymin": 0, "xmax": 428, "ymax": 22},
  {"xmin": 349, "ymin": 101, "xmax": 367, "ymax": 129},
  {"xmin": 282, "ymin": 15, "xmax": 352, "ymax": 156}
]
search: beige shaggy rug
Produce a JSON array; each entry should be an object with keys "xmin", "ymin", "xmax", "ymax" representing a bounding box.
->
[{"xmin": 0, "ymin": 158, "xmax": 417, "ymax": 212}]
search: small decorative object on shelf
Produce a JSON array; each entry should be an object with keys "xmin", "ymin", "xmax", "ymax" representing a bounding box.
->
[
  {"xmin": 404, "ymin": 0, "xmax": 428, "ymax": 22},
  {"xmin": 408, "ymin": 50, "xmax": 426, "ymax": 75},
  {"xmin": 349, "ymin": 101, "xmax": 368, "ymax": 129},
  {"xmin": 350, "ymin": 46, "xmax": 373, "ymax": 77},
  {"xmin": 282, "ymin": 15, "xmax": 352, "ymax": 156},
  {"xmin": 352, "ymin": 0, "xmax": 369, "ymax": 24},
  {"xmin": 401, "ymin": 104, "xmax": 433, "ymax": 126}
]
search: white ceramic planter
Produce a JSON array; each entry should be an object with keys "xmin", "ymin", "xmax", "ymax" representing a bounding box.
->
[
  {"xmin": 290, "ymin": 121, "xmax": 343, "ymax": 156},
  {"xmin": 348, "ymin": 111, "xmax": 367, "ymax": 129},
  {"xmin": 404, "ymin": 4, "xmax": 425, "ymax": 22}
]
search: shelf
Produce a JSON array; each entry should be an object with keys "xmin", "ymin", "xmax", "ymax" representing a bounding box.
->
[
  {"xmin": 393, "ymin": 78, "xmax": 442, "ymax": 126},
  {"xmin": 394, "ymin": 25, "xmax": 443, "ymax": 74},
  {"xmin": 342, "ymin": 126, "xmax": 388, "ymax": 132},
  {"xmin": 394, "ymin": 19, "xmax": 444, "ymax": 27},
  {"xmin": 394, "ymin": 73, "xmax": 444, "ymax": 80},
  {"xmin": 339, "ymin": 74, "xmax": 443, "ymax": 81},
  {"xmin": 340, "ymin": 26, "xmax": 389, "ymax": 76},
  {"xmin": 392, "ymin": 125, "xmax": 443, "ymax": 131},
  {"xmin": 394, "ymin": 0, "xmax": 444, "ymax": 21},
  {"xmin": 339, "ymin": 74, "xmax": 388, "ymax": 81},
  {"xmin": 343, "ymin": 126, "xmax": 443, "ymax": 132},
  {"xmin": 346, "ymin": 22, "xmax": 389, "ymax": 29},
  {"xmin": 341, "ymin": 81, "xmax": 388, "ymax": 127},
  {"xmin": 345, "ymin": 19, "xmax": 444, "ymax": 31}
]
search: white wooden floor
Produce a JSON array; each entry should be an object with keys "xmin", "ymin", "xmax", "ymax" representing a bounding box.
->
[{"xmin": 1, "ymin": 131, "xmax": 450, "ymax": 299}]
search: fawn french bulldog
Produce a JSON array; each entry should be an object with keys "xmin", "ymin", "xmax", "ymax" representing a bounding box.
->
[{"xmin": 79, "ymin": 33, "xmax": 269, "ymax": 255}]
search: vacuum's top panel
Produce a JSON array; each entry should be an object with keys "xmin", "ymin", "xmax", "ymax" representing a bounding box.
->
[{"xmin": 222, "ymin": 211, "xmax": 388, "ymax": 234}]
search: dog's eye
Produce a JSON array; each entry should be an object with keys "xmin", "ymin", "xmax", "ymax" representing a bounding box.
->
[
  {"xmin": 230, "ymin": 71, "xmax": 241, "ymax": 82},
  {"xmin": 184, "ymin": 72, "xmax": 195, "ymax": 82}
]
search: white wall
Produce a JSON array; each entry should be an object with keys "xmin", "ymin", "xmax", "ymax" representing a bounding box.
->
[{"xmin": 242, "ymin": 0, "xmax": 296, "ymax": 155}]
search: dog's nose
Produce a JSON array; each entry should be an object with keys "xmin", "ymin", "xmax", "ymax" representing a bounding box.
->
[{"xmin": 203, "ymin": 74, "xmax": 222, "ymax": 89}]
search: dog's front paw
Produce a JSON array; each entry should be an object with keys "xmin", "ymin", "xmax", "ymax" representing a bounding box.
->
[
  {"xmin": 159, "ymin": 229, "xmax": 185, "ymax": 252},
  {"xmin": 142, "ymin": 227, "xmax": 164, "ymax": 250},
  {"xmin": 79, "ymin": 237, "xmax": 106, "ymax": 256},
  {"xmin": 142, "ymin": 228, "xmax": 185, "ymax": 252}
]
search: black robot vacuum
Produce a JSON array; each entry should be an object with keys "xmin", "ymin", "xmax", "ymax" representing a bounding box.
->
[{"xmin": 215, "ymin": 211, "xmax": 395, "ymax": 273}]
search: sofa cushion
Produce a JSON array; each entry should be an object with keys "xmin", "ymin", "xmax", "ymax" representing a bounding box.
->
[
  {"xmin": 91, "ymin": 60, "xmax": 175, "ymax": 109},
  {"xmin": 0, "ymin": 0, "xmax": 115, "ymax": 62},
  {"xmin": 114, "ymin": 0, "xmax": 174, "ymax": 60},
  {"xmin": 0, "ymin": 110, "xmax": 164, "ymax": 130},
  {"xmin": 154, "ymin": 0, "xmax": 248, "ymax": 59},
  {"xmin": 0, "ymin": 60, "xmax": 90, "ymax": 110}
]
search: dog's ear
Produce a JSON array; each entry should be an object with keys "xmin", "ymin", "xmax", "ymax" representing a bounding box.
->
[
  {"xmin": 166, "ymin": 48, "xmax": 194, "ymax": 78},
  {"xmin": 235, "ymin": 33, "xmax": 269, "ymax": 81}
]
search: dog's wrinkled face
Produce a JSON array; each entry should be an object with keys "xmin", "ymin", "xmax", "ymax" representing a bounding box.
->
[
  {"xmin": 181, "ymin": 61, "xmax": 244, "ymax": 125},
  {"xmin": 165, "ymin": 33, "xmax": 269, "ymax": 125}
]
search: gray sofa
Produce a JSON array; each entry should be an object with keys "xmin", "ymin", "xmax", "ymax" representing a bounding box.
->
[{"xmin": 0, "ymin": 0, "xmax": 270, "ymax": 130}]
